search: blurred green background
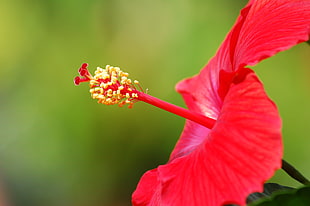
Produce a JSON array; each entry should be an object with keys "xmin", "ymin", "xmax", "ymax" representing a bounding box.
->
[{"xmin": 0, "ymin": 0, "xmax": 309, "ymax": 205}]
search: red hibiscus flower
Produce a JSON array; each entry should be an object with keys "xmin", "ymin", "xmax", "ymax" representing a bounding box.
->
[
  {"xmin": 74, "ymin": 0, "xmax": 310, "ymax": 205},
  {"xmin": 132, "ymin": 0, "xmax": 310, "ymax": 205}
]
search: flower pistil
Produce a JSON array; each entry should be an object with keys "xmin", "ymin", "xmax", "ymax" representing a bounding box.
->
[{"xmin": 74, "ymin": 63, "xmax": 216, "ymax": 129}]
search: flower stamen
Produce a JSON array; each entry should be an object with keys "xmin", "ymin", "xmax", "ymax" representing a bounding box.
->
[
  {"xmin": 74, "ymin": 63, "xmax": 142, "ymax": 108},
  {"xmin": 74, "ymin": 63, "xmax": 216, "ymax": 129}
]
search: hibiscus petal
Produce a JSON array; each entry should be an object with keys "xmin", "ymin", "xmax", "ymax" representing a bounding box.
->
[
  {"xmin": 169, "ymin": 121, "xmax": 211, "ymax": 161},
  {"xmin": 173, "ymin": 40, "xmax": 232, "ymax": 159},
  {"xmin": 170, "ymin": 46, "xmax": 232, "ymax": 160},
  {"xmin": 132, "ymin": 169, "xmax": 161, "ymax": 206},
  {"xmin": 234, "ymin": 0, "xmax": 310, "ymax": 67},
  {"xmin": 133, "ymin": 0, "xmax": 306, "ymax": 204},
  {"xmin": 174, "ymin": 0, "xmax": 309, "ymax": 160},
  {"xmin": 157, "ymin": 68, "xmax": 282, "ymax": 206}
]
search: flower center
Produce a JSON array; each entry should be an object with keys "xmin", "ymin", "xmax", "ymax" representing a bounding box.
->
[
  {"xmin": 74, "ymin": 63, "xmax": 216, "ymax": 129},
  {"xmin": 74, "ymin": 64, "xmax": 142, "ymax": 108}
]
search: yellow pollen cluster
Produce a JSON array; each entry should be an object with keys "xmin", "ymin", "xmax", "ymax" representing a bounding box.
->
[{"xmin": 89, "ymin": 65, "xmax": 141, "ymax": 108}]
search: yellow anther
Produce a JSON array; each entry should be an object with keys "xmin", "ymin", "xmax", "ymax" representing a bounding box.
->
[
  {"xmin": 107, "ymin": 89, "xmax": 113, "ymax": 97},
  {"xmin": 113, "ymin": 67, "xmax": 120, "ymax": 72},
  {"xmin": 111, "ymin": 77, "xmax": 118, "ymax": 84},
  {"xmin": 87, "ymin": 64, "xmax": 143, "ymax": 108},
  {"xmin": 90, "ymin": 80, "xmax": 99, "ymax": 85},
  {"xmin": 92, "ymin": 93, "xmax": 99, "ymax": 99},
  {"xmin": 98, "ymin": 94, "xmax": 104, "ymax": 99},
  {"xmin": 94, "ymin": 67, "xmax": 102, "ymax": 74},
  {"xmin": 102, "ymin": 74, "xmax": 109, "ymax": 79},
  {"xmin": 106, "ymin": 98, "xmax": 112, "ymax": 104}
]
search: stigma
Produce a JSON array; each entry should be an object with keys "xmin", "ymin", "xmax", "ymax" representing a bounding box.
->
[{"xmin": 74, "ymin": 63, "xmax": 142, "ymax": 108}]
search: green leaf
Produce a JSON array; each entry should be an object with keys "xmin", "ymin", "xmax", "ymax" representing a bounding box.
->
[
  {"xmin": 247, "ymin": 183, "xmax": 294, "ymax": 204},
  {"xmin": 224, "ymin": 183, "xmax": 293, "ymax": 206},
  {"xmin": 249, "ymin": 185, "xmax": 310, "ymax": 206}
]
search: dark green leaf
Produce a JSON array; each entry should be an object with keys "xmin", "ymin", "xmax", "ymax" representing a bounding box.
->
[
  {"xmin": 224, "ymin": 183, "xmax": 294, "ymax": 206},
  {"xmin": 249, "ymin": 185, "xmax": 310, "ymax": 206},
  {"xmin": 247, "ymin": 183, "xmax": 294, "ymax": 204}
]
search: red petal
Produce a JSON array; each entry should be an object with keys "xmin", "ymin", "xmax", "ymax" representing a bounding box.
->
[
  {"xmin": 174, "ymin": 0, "xmax": 309, "ymax": 157},
  {"xmin": 132, "ymin": 169, "xmax": 161, "ymax": 206},
  {"xmin": 136, "ymin": 68, "xmax": 282, "ymax": 206},
  {"xmin": 169, "ymin": 121, "xmax": 211, "ymax": 161},
  {"xmin": 133, "ymin": 0, "xmax": 307, "ymax": 204},
  {"xmin": 233, "ymin": 0, "xmax": 310, "ymax": 67},
  {"xmin": 170, "ymin": 69, "xmax": 237, "ymax": 160},
  {"xmin": 174, "ymin": 45, "xmax": 232, "ymax": 159}
]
